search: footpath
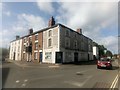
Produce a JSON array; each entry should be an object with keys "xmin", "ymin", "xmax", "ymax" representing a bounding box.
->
[{"xmin": 3, "ymin": 59, "xmax": 60, "ymax": 68}]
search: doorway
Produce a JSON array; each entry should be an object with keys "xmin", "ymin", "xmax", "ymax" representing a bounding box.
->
[
  {"xmin": 39, "ymin": 52, "xmax": 42, "ymax": 62},
  {"xmin": 55, "ymin": 52, "xmax": 63, "ymax": 63},
  {"xmin": 74, "ymin": 52, "xmax": 78, "ymax": 63},
  {"xmin": 13, "ymin": 52, "xmax": 15, "ymax": 60}
]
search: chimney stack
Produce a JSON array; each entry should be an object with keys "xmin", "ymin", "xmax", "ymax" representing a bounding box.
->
[
  {"xmin": 48, "ymin": 16, "xmax": 55, "ymax": 27},
  {"xmin": 16, "ymin": 35, "xmax": 20, "ymax": 40},
  {"xmin": 29, "ymin": 28, "xmax": 33, "ymax": 35},
  {"xmin": 77, "ymin": 28, "xmax": 82, "ymax": 34}
]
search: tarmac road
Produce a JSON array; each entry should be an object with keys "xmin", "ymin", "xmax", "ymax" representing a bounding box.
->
[{"xmin": 2, "ymin": 59, "xmax": 119, "ymax": 89}]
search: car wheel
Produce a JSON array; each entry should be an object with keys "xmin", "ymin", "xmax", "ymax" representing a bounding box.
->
[{"xmin": 97, "ymin": 66, "xmax": 100, "ymax": 69}]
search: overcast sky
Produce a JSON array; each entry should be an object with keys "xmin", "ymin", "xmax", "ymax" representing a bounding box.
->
[{"xmin": 1, "ymin": 0, "xmax": 119, "ymax": 54}]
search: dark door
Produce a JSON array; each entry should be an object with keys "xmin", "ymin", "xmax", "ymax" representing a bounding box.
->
[
  {"xmin": 13, "ymin": 52, "xmax": 15, "ymax": 60},
  {"xmin": 88, "ymin": 54, "xmax": 89, "ymax": 61},
  {"xmin": 74, "ymin": 52, "xmax": 78, "ymax": 63},
  {"xmin": 56, "ymin": 52, "xmax": 63, "ymax": 63},
  {"xmin": 39, "ymin": 52, "xmax": 42, "ymax": 62}
]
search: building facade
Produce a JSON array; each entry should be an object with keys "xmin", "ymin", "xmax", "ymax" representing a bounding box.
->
[
  {"xmin": 9, "ymin": 36, "xmax": 22, "ymax": 60},
  {"xmin": 21, "ymin": 29, "xmax": 43, "ymax": 63},
  {"xmin": 93, "ymin": 46, "xmax": 99, "ymax": 59},
  {"xmin": 42, "ymin": 20, "xmax": 93, "ymax": 63},
  {"xmin": 9, "ymin": 17, "xmax": 94, "ymax": 63}
]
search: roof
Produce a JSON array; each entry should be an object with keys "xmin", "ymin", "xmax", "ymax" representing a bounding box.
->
[{"xmin": 10, "ymin": 23, "xmax": 92, "ymax": 43}]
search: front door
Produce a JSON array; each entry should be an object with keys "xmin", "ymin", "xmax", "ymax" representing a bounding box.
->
[
  {"xmin": 13, "ymin": 52, "xmax": 15, "ymax": 60},
  {"xmin": 74, "ymin": 52, "xmax": 78, "ymax": 63},
  {"xmin": 56, "ymin": 52, "xmax": 63, "ymax": 63},
  {"xmin": 39, "ymin": 52, "xmax": 42, "ymax": 62}
]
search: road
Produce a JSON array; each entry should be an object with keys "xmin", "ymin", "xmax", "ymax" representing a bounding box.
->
[{"xmin": 1, "ymin": 59, "xmax": 119, "ymax": 89}]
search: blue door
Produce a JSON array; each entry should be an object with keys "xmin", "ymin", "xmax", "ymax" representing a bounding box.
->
[{"xmin": 40, "ymin": 52, "xmax": 42, "ymax": 62}]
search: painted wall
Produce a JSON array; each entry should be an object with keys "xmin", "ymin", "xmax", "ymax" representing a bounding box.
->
[
  {"xmin": 9, "ymin": 39, "xmax": 22, "ymax": 61},
  {"xmin": 43, "ymin": 26, "xmax": 60, "ymax": 63},
  {"xmin": 59, "ymin": 25, "xmax": 91, "ymax": 62},
  {"xmin": 93, "ymin": 46, "xmax": 99, "ymax": 59}
]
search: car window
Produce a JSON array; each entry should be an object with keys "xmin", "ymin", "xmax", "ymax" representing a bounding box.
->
[{"xmin": 100, "ymin": 58, "xmax": 110, "ymax": 61}]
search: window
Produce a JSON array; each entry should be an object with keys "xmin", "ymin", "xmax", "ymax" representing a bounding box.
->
[
  {"xmin": 65, "ymin": 38, "xmax": 70, "ymax": 48},
  {"xmin": 45, "ymin": 52, "xmax": 52, "ymax": 59},
  {"xmin": 65, "ymin": 30, "xmax": 70, "ymax": 37},
  {"xmin": 35, "ymin": 35, "xmax": 38, "ymax": 40},
  {"xmin": 24, "ymin": 45, "xmax": 26, "ymax": 51},
  {"xmin": 48, "ymin": 38, "xmax": 52, "ymax": 47},
  {"xmin": 18, "ymin": 46, "xmax": 20, "ymax": 52},
  {"xmin": 35, "ymin": 42, "xmax": 38, "ymax": 50},
  {"xmin": 81, "ymin": 42, "xmax": 84, "ymax": 50},
  {"xmin": 29, "ymin": 37, "xmax": 32, "ymax": 42},
  {"xmin": 24, "ymin": 38, "xmax": 26, "ymax": 43},
  {"xmin": 34, "ymin": 52, "xmax": 38, "ymax": 60},
  {"xmin": 48, "ymin": 30, "xmax": 52, "ymax": 37},
  {"xmin": 74, "ymin": 40, "xmax": 77, "ymax": 49}
]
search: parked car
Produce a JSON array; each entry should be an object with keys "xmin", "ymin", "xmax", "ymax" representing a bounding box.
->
[{"xmin": 97, "ymin": 57, "xmax": 112, "ymax": 69}]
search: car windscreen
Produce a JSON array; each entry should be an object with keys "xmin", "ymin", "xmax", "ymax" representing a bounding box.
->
[{"xmin": 100, "ymin": 58, "xmax": 110, "ymax": 61}]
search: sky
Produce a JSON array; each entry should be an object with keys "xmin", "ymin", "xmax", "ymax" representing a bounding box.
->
[{"xmin": 1, "ymin": 0, "xmax": 119, "ymax": 54}]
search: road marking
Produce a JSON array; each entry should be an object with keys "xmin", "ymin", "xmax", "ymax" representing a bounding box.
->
[
  {"xmin": 110, "ymin": 75, "xmax": 118, "ymax": 89},
  {"xmin": 48, "ymin": 65, "xmax": 60, "ymax": 68},
  {"xmin": 64, "ymin": 75, "xmax": 93, "ymax": 87},
  {"xmin": 21, "ymin": 83, "xmax": 26, "ymax": 87},
  {"xmin": 15, "ymin": 80, "xmax": 20, "ymax": 83},
  {"xmin": 24, "ymin": 79, "xmax": 28, "ymax": 82}
]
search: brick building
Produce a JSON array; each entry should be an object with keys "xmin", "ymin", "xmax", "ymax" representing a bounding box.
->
[{"xmin": 9, "ymin": 16, "xmax": 93, "ymax": 63}]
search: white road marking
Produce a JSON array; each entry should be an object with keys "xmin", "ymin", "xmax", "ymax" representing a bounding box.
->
[
  {"xmin": 16, "ymin": 80, "xmax": 20, "ymax": 83},
  {"xmin": 24, "ymin": 79, "xmax": 28, "ymax": 82},
  {"xmin": 21, "ymin": 83, "xmax": 26, "ymax": 87},
  {"xmin": 110, "ymin": 75, "xmax": 118, "ymax": 89},
  {"xmin": 64, "ymin": 75, "xmax": 93, "ymax": 87}
]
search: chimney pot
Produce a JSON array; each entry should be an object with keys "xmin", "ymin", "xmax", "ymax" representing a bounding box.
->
[
  {"xmin": 48, "ymin": 16, "xmax": 55, "ymax": 27},
  {"xmin": 16, "ymin": 35, "xmax": 20, "ymax": 40},
  {"xmin": 29, "ymin": 28, "xmax": 33, "ymax": 35},
  {"xmin": 77, "ymin": 28, "xmax": 82, "ymax": 34}
]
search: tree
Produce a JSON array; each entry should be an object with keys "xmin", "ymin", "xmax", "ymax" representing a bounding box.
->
[
  {"xmin": 98, "ymin": 45, "xmax": 107, "ymax": 57},
  {"xmin": 106, "ymin": 50, "xmax": 113, "ymax": 57}
]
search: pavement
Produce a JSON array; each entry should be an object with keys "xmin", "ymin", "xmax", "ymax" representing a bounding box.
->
[{"xmin": 2, "ymin": 59, "xmax": 119, "ymax": 89}]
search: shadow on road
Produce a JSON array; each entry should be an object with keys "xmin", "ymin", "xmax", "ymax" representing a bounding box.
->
[
  {"xmin": 74, "ymin": 60, "xmax": 97, "ymax": 65},
  {"xmin": 62, "ymin": 60, "xmax": 97, "ymax": 65},
  {"xmin": 2, "ymin": 67, "xmax": 10, "ymax": 88}
]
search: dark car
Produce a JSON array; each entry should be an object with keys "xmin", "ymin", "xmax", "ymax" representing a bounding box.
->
[{"xmin": 97, "ymin": 57, "xmax": 112, "ymax": 69}]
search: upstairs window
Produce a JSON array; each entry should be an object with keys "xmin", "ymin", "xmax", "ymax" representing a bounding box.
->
[
  {"xmin": 48, "ymin": 30, "xmax": 52, "ymax": 37},
  {"xmin": 35, "ymin": 35, "xmax": 38, "ymax": 40},
  {"xmin": 35, "ymin": 42, "xmax": 38, "ymax": 50},
  {"xmin": 23, "ymin": 45, "xmax": 26, "ymax": 51},
  {"xmin": 48, "ymin": 38, "xmax": 52, "ymax": 47},
  {"xmin": 65, "ymin": 38, "xmax": 70, "ymax": 48},
  {"xmin": 74, "ymin": 40, "xmax": 77, "ymax": 49},
  {"xmin": 29, "ymin": 37, "xmax": 32, "ymax": 42},
  {"xmin": 65, "ymin": 30, "xmax": 70, "ymax": 37},
  {"xmin": 24, "ymin": 38, "xmax": 26, "ymax": 43}
]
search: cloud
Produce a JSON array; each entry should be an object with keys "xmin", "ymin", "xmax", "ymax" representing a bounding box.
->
[
  {"xmin": 98, "ymin": 36, "xmax": 118, "ymax": 53},
  {"xmin": 4, "ymin": 11, "xmax": 11, "ymax": 16},
  {"xmin": 36, "ymin": 0, "xmax": 54, "ymax": 14},
  {"xmin": 2, "ymin": 13, "xmax": 47, "ymax": 48},
  {"xmin": 17, "ymin": 13, "xmax": 46, "ymax": 32},
  {"xmin": 56, "ymin": 2, "xmax": 118, "ymax": 53}
]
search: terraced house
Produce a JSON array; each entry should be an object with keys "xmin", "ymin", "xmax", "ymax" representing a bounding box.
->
[{"xmin": 9, "ymin": 17, "xmax": 93, "ymax": 64}]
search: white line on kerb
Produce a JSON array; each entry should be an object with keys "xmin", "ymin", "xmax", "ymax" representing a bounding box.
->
[{"xmin": 110, "ymin": 75, "xmax": 118, "ymax": 89}]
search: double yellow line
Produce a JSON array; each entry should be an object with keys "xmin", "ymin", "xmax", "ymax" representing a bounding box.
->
[{"xmin": 110, "ymin": 74, "xmax": 119, "ymax": 89}]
